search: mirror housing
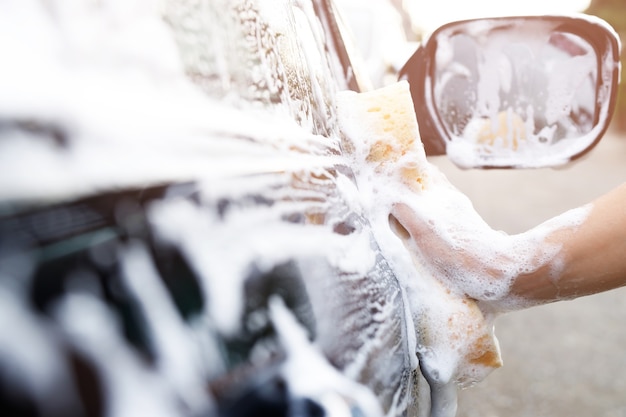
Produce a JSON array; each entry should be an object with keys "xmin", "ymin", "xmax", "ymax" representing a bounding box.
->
[{"xmin": 399, "ymin": 15, "xmax": 621, "ymax": 168}]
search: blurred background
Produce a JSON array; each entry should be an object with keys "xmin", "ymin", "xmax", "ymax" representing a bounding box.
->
[{"xmin": 339, "ymin": 0, "xmax": 626, "ymax": 415}]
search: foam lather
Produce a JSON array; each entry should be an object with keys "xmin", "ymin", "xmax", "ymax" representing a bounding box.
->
[{"xmin": 337, "ymin": 81, "xmax": 503, "ymax": 416}]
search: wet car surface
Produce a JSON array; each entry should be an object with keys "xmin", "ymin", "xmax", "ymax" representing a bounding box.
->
[{"xmin": 0, "ymin": 1, "xmax": 426, "ymax": 416}]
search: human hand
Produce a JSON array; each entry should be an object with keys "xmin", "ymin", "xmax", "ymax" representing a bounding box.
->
[
  {"xmin": 390, "ymin": 197, "xmax": 553, "ymax": 311},
  {"xmin": 391, "ymin": 204, "xmax": 508, "ymax": 300}
]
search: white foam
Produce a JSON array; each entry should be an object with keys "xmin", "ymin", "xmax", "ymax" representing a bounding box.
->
[
  {"xmin": 55, "ymin": 294, "xmax": 184, "ymax": 417},
  {"xmin": 270, "ymin": 297, "xmax": 384, "ymax": 417}
]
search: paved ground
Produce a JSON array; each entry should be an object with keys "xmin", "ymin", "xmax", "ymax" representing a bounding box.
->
[{"xmin": 430, "ymin": 130, "xmax": 626, "ymax": 417}]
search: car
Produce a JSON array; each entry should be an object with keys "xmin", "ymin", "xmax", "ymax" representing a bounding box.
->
[{"xmin": 0, "ymin": 1, "xmax": 619, "ymax": 417}]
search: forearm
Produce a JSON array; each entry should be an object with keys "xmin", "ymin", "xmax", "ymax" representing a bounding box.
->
[{"xmin": 511, "ymin": 183, "xmax": 626, "ymax": 302}]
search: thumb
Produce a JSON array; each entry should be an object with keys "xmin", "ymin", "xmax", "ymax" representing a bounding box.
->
[{"xmin": 390, "ymin": 203, "xmax": 431, "ymax": 243}]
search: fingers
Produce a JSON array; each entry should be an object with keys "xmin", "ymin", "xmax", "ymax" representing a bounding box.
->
[
  {"xmin": 390, "ymin": 203, "xmax": 430, "ymax": 242},
  {"xmin": 389, "ymin": 202, "xmax": 511, "ymax": 301}
]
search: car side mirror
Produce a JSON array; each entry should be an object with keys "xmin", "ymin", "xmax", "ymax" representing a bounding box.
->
[{"xmin": 399, "ymin": 15, "xmax": 621, "ymax": 168}]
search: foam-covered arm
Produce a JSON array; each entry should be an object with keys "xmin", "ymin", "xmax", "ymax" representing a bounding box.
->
[
  {"xmin": 511, "ymin": 183, "xmax": 626, "ymax": 302},
  {"xmin": 393, "ymin": 182, "xmax": 626, "ymax": 310}
]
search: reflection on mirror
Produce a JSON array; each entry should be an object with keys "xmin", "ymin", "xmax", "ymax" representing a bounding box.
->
[{"xmin": 427, "ymin": 17, "xmax": 619, "ymax": 168}]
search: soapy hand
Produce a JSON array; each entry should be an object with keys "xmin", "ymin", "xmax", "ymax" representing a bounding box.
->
[
  {"xmin": 391, "ymin": 181, "xmax": 626, "ymax": 307},
  {"xmin": 390, "ymin": 195, "xmax": 534, "ymax": 310}
]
